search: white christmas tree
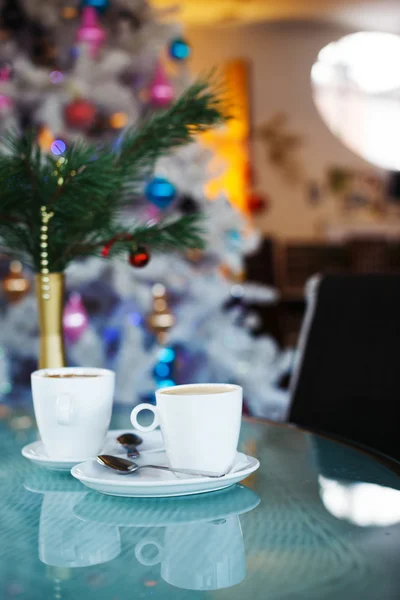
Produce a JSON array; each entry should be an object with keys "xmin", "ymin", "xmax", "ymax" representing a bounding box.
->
[{"xmin": 0, "ymin": 0, "xmax": 292, "ymax": 420}]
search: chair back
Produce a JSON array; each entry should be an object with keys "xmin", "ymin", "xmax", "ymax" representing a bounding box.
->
[{"xmin": 289, "ymin": 274, "xmax": 400, "ymax": 462}]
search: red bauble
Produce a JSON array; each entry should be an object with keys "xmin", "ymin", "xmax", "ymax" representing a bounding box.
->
[
  {"xmin": 129, "ymin": 246, "xmax": 150, "ymax": 268},
  {"xmin": 64, "ymin": 98, "xmax": 97, "ymax": 130},
  {"xmin": 247, "ymin": 192, "xmax": 269, "ymax": 215}
]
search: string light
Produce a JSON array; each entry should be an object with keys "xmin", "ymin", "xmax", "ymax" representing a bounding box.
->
[
  {"xmin": 109, "ymin": 112, "xmax": 128, "ymax": 129},
  {"xmin": 50, "ymin": 71, "xmax": 64, "ymax": 84},
  {"xmin": 51, "ymin": 140, "xmax": 66, "ymax": 155},
  {"xmin": 38, "ymin": 127, "xmax": 54, "ymax": 152}
]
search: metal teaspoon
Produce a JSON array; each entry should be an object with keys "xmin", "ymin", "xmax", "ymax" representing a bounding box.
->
[
  {"xmin": 117, "ymin": 433, "xmax": 143, "ymax": 458},
  {"xmin": 97, "ymin": 455, "xmax": 224, "ymax": 479}
]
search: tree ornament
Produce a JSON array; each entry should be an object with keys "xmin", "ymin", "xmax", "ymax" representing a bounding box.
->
[
  {"xmin": 2, "ymin": 261, "xmax": 30, "ymax": 303},
  {"xmin": 144, "ymin": 204, "xmax": 161, "ymax": 222},
  {"xmin": 63, "ymin": 292, "xmax": 89, "ymax": 343},
  {"xmin": 145, "ymin": 177, "xmax": 177, "ymax": 209},
  {"xmin": 169, "ymin": 38, "xmax": 191, "ymax": 61},
  {"xmin": 149, "ymin": 62, "xmax": 174, "ymax": 108},
  {"xmin": 0, "ymin": 64, "xmax": 13, "ymax": 113},
  {"xmin": 76, "ymin": 6, "xmax": 107, "ymax": 59},
  {"xmin": 129, "ymin": 246, "xmax": 151, "ymax": 268},
  {"xmin": 186, "ymin": 248, "xmax": 203, "ymax": 263},
  {"xmin": 247, "ymin": 191, "xmax": 269, "ymax": 215},
  {"xmin": 80, "ymin": 0, "xmax": 110, "ymax": 14},
  {"xmin": 64, "ymin": 98, "xmax": 97, "ymax": 130},
  {"xmin": 147, "ymin": 284, "xmax": 175, "ymax": 344}
]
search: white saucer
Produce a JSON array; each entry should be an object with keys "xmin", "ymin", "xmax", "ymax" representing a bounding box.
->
[
  {"xmin": 21, "ymin": 429, "xmax": 164, "ymax": 472},
  {"xmin": 71, "ymin": 452, "xmax": 260, "ymax": 498}
]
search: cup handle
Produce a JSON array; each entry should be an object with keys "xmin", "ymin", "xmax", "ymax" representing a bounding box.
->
[
  {"xmin": 135, "ymin": 538, "xmax": 164, "ymax": 567},
  {"xmin": 56, "ymin": 393, "xmax": 74, "ymax": 426},
  {"xmin": 130, "ymin": 403, "xmax": 159, "ymax": 432}
]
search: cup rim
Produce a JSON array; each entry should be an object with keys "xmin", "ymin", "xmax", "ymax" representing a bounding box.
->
[
  {"xmin": 31, "ymin": 367, "xmax": 115, "ymax": 379},
  {"xmin": 156, "ymin": 383, "xmax": 242, "ymax": 396}
]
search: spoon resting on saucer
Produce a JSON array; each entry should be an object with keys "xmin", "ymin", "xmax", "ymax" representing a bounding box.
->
[{"xmin": 97, "ymin": 455, "xmax": 225, "ymax": 479}]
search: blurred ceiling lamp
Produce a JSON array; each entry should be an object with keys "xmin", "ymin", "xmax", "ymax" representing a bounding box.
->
[{"xmin": 312, "ymin": 32, "xmax": 400, "ymax": 171}]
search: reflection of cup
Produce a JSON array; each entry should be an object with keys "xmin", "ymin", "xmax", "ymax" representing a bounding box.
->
[
  {"xmin": 31, "ymin": 367, "xmax": 115, "ymax": 459},
  {"xmin": 39, "ymin": 492, "xmax": 121, "ymax": 568},
  {"xmin": 131, "ymin": 383, "xmax": 242, "ymax": 474},
  {"xmin": 135, "ymin": 516, "xmax": 246, "ymax": 591}
]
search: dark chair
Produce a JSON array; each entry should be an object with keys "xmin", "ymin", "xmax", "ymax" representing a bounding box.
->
[{"xmin": 289, "ymin": 274, "xmax": 400, "ymax": 463}]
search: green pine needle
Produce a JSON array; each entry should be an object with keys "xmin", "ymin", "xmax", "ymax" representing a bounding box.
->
[{"xmin": 0, "ymin": 79, "xmax": 227, "ymax": 272}]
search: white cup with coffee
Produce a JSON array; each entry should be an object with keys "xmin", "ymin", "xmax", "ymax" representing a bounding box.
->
[
  {"xmin": 130, "ymin": 383, "xmax": 242, "ymax": 475},
  {"xmin": 31, "ymin": 367, "xmax": 115, "ymax": 459}
]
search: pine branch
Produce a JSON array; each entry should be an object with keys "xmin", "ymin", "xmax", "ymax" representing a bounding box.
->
[
  {"xmin": 63, "ymin": 215, "xmax": 204, "ymax": 259},
  {"xmin": 0, "ymin": 79, "xmax": 227, "ymax": 272},
  {"xmin": 116, "ymin": 78, "xmax": 227, "ymax": 194}
]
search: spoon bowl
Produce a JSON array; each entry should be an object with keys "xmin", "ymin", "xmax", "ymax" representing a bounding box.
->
[
  {"xmin": 117, "ymin": 433, "xmax": 143, "ymax": 447},
  {"xmin": 117, "ymin": 433, "xmax": 142, "ymax": 459}
]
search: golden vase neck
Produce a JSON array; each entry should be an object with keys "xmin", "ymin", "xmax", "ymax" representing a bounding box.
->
[{"xmin": 35, "ymin": 273, "xmax": 66, "ymax": 370}]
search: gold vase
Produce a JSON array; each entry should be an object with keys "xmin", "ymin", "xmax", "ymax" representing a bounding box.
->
[{"xmin": 35, "ymin": 273, "xmax": 66, "ymax": 369}]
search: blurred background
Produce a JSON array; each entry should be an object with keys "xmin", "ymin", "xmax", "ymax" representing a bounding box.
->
[{"xmin": 1, "ymin": 0, "xmax": 400, "ymax": 422}]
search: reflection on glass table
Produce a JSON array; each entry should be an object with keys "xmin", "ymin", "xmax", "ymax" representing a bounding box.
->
[
  {"xmin": 25, "ymin": 475, "xmax": 121, "ymax": 568},
  {"xmin": 24, "ymin": 465, "xmax": 259, "ymax": 594},
  {"xmin": 75, "ymin": 484, "xmax": 259, "ymax": 591},
  {"xmin": 319, "ymin": 476, "xmax": 400, "ymax": 527},
  {"xmin": 2, "ymin": 416, "xmax": 400, "ymax": 599}
]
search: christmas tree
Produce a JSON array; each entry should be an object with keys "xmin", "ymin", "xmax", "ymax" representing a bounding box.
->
[{"xmin": 0, "ymin": 0, "xmax": 292, "ymax": 420}]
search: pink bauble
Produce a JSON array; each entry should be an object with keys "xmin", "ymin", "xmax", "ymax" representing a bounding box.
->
[
  {"xmin": 144, "ymin": 204, "xmax": 161, "ymax": 222},
  {"xmin": 0, "ymin": 64, "xmax": 13, "ymax": 112},
  {"xmin": 76, "ymin": 7, "xmax": 107, "ymax": 59},
  {"xmin": 63, "ymin": 292, "xmax": 89, "ymax": 343},
  {"xmin": 0, "ymin": 65, "xmax": 12, "ymax": 82},
  {"xmin": 149, "ymin": 63, "xmax": 174, "ymax": 108},
  {"xmin": 0, "ymin": 95, "xmax": 13, "ymax": 111}
]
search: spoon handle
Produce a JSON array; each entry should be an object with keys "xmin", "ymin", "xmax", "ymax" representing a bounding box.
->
[{"xmin": 141, "ymin": 465, "xmax": 224, "ymax": 478}]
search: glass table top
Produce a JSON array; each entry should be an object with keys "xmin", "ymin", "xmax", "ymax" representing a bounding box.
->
[{"xmin": 1, "ymin": 407, "xmax": 400, "ymax": 599}]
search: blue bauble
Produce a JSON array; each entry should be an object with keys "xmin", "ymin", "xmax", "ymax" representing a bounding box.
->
[
  {"xmin": 169, "ymin": 38, "xmax": 191, "ymax": 61},
  {"xmin": 80, "ymin": 0, "xmax": 109, "ymax": 13},
  {"xmin": 145, "ymin": 177, "xmax": 177, "ymax": 209}
]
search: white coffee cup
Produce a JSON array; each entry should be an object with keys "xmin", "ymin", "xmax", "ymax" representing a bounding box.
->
[
  {"xmin": 130, "ymin": 383, "xmax": 242, "ymax": 475},
  {"xmin": 31, "ymin": 367, "xmax": 115, "ymax": 459}
]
